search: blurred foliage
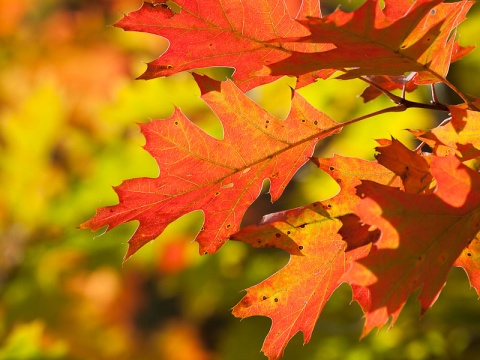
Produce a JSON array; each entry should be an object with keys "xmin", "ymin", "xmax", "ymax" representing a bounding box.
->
[{"xmin": 0, "ymin": 1, "xmax": 479, "ymax": 359}]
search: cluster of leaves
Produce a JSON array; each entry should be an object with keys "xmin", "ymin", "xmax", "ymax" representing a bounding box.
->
[{"xmin": 82, "ymin": 0, "xmax": 480, "ymax": 359}]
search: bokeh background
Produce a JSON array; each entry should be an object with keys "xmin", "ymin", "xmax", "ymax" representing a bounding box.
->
[{"xmin": 1, "ymin": 0, "xmax": 480, "ymax": 359}]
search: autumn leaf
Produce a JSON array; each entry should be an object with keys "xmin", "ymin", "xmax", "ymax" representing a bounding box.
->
[
  {"xmin": 345, "ymin": 155, "xmax": 480, "ymax": 335},
  {"xmin": 412, "ymin": 105, "xmax": 480, "ymax": 159},
  {"xmin": 311, "ymin": 154, "xmax": 402, "ymax": 194},
  {"xmin": 231, "ymin": 194, "xmax": 370, "ymax": 360},
  {"xmin": 269, "ymin": 0, "xmax": 473, "ymax": 83},
  {"xmin": 374, "ymin": 138, "xmax": 434, "ymax": 194},
  {"xmin": 454, "ymin": 235, "xmax": 480, "ymax": 297},
  {"xmin": 115, "ymin": 0, "xmax": 334, "ymax": 91},
  {"xmin": 230, "ymin": 154, "xmax": 412, "ymax": 358},
  {"xmin": 80, "ymin": 75, "xmax": 339, "ymax": 260}
]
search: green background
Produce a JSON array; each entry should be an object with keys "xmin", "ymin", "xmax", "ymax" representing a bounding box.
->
[{"xmin": 1, "ymin": 1, "xmax": 479, "ymax": 359}]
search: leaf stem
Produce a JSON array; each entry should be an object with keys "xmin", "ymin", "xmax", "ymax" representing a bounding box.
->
[
  {"xmin": 431, "ymin": 84, "xmax": 439, "ymax": 105},
  {"xmin": 331, "ymin": 105, "xmax": 407, "ymax": 131}
]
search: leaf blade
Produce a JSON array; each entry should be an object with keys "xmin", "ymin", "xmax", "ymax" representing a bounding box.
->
[
  {"xmin": 80, "ymin": 77, "xmax": 340, "ymax": 259},
  {"xmin": 115, "ymin": 0, "xmax": 333, "ymax": 91},
  {"xmin": 269, "ymin": 0, "xmax": 473, "ymax": 83},
  {"xmin": 346, "ymin": 156, "xmax": 480, "ymax": 335}
]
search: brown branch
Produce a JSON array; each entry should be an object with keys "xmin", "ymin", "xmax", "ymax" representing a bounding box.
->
[{"xmin": 357, "ymin": 76, "xmax": 449, "ymax": 112}]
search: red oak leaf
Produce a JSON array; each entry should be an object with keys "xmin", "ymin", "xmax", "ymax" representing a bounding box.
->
[
  {"xmin": 269, "ymin": 0, "xmax": 473, "ymax": 83},
  {"xmin": 454, "ymin": 235, "xmax": 480, "ymax": 297},
  {"xmin": 230, "ymin": 154, "xmax": 410, "ymax": 358},
  {"xmin": 231, "ymin": 194, "xmax": 370, "ymax": 360},
  {"xmin": 312, "ymin": 154, "xmax": 402, "ymax": 194},
  {"xmin": 80, "ymin": 76, "xmax": 339, "ymax": 260},
  {"xmin": 115, "ymin": 0, "xmax": 334, "ymax": 91},
  {"xmin": 412, "ymin": 105, "xmax": 480, "ymax": 160},
  {"xmin": 434, "ymin": 105, "xmax": 480, "ymax": 158},
  {"xmin": 345, "ymin": 155, "xmax": 480, "ymax": 335},
  {"xmin": 313, "ymin": 153, "xmax": 402, "ymax": 251},
  {"xmin": 374, "ymin": 138, "xmax": 434, "ymax": 194}
]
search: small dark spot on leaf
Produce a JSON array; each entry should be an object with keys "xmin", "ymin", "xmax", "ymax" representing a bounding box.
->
[
  {"xmin": 274, "ymin": 298, "xmax": 279, "ymax": 302},
  {"xmin": 275, "ymin": 233, "xmax": 281, "ymax": 238},
  {"xmin": 266, "ymin": 120, "xmax": 270, "ymax": 124},
  {"xmin": 299, "ymin": 224, "xmax": 306, "ymax": 229},
  {"xmin": 204, "ymin": 251, "xmax": 208, "ymax": 255},
  {"xmin": 401, "ymin": 45, "xmax": 407, "ymax": 49},
  {"xmin": 298, "ymin": 245, "xmax": 304, "ymax": 250},
  {"xmin": 166, "ymin": 64, "xmax": 174, "ymax": 69},
  {"xmin": 174, "ymin": 121, "xmax": 179, "ymax": 126},
  {"xmin": 431, "ymin": 9, "xmax": 436, "ymax": 15},
  {"xmin": 214, "ymin": 191, "xmax": 220, "ymax": 196},
  {"xmin": 467, "ymin": 252, "xmax": 472, "ymax": 257},
  {"xmin": 327, "ymin": 204, "xmax": 332, "ymax": 209},
  {"xmin": 336, "ymin": 178, "xmax": 342, "ymax": 183},
  {"xmin": 226, "ymin": 224, "xmax": 231, "ymax": 229},
  {"xmin": 262, "ymin": 296, "xmax": 267, "ymax": 300},
  {"xmin": 329, "ymin": 166, "xmax": 335, "ymax": 171},
  {"xmin": 109, "ymin": 209, "xmax": 114, "ymax": 213},
  {"xmin": 301, "ymin": 119, "xmax": 306, "ymax": 123},
  {"xmin": 201, "ymin": 226, "xmax": 205, "ymax": 231},
  {"xmin": 286, "ymin": 231, "xmax": 291, "ymax": 235},
  {"xmin": 257, "ymin": 239, "xmax": 261, "ymax": 243},
  {"xmin": 314, "ymin": 120, "xmax": 318, "ymax": 125}
]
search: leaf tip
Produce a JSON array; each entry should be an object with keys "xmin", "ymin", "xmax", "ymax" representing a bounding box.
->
[{"xmin": 192, "ymin": 73, "xmax": 222, "ymax": 94}]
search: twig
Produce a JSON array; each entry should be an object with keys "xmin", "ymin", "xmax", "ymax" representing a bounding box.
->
[{"xmin": 357, "ymin": 76, "xmax": 449, "ymax": 112}]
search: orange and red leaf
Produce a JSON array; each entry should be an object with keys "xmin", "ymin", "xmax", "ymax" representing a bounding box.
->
[
  {"xmin": 115, "ymin": 0, "xmax": 333, "ymax": 91},
  {"xmin": 346, "ymin": 156, "xmax": 480, "ymax": 335},
  {"xmin": 80, "ymin": 76, "xmax": 339, "ymax": 259}
]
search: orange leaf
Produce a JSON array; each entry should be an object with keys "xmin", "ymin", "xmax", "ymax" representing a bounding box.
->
[
  {"xmin": 412, "ymin": 105, "xmax": 480, "ymax": 159},
  {"xmin": 374, "ymin": 138, "xmax": 434, "ymax": 194},
  {"xmin": 231, "ymin": 194, "xmax": 369, "ymax": 360},
  {"xmin": 312, "ymin": 154, "xmax": 402, "ymax": 194},
  {"xmin": 231, "ymin": 152, "xmax": 412, "ymax": 358},
  {"xmin": 80, "ymin": 76, "xmax": 339, "ymax": 259},
  {"xmin": 454, "ymin": 235, "xmax": 480, "ymax": 297},
  {"xmin": 115, "ymin": 0, "xmax": 334, "ymax": 91},
  {"xmin": 346, "ymin": 155, "xmax": 480, "ymax": 335},
  {"xmin": 270, "ymin": 0, "xmax": 473, "ymax": 83}
]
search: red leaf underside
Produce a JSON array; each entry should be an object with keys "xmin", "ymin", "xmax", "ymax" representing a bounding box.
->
[
  {"xmin": 346, "ymin": 156, "xmax": 480, "ymax": 335},
  {"xmin": 269, "ymin": 0, "xmax": 473, "ymax": 83}
]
